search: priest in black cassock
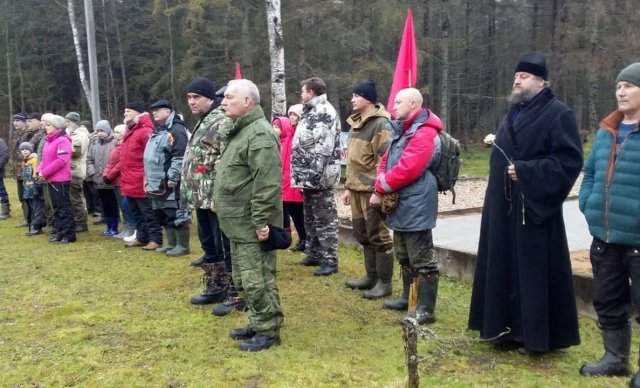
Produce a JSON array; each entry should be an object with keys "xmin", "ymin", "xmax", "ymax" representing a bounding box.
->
[{"xmin": 468, "ymin": 53, "xmax": 583, "ymax": 355}]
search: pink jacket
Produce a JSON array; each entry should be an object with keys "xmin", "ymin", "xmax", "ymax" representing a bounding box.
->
[
  {"xmin": 38, "ymin": 130, "xmax": 72, "ymax": 183},
  {"xmin": 274, "ymin": 116, "xmax": 303, "ymax": 203}
]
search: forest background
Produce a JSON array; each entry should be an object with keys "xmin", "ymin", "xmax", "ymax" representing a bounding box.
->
[{"xmin": 1, "ymin": 0, "xmax": 639, "ymax": 148}]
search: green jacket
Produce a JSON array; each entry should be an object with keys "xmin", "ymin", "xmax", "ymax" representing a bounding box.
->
[
  {"xmin": 181, "ymin": 107, "xmax": 232, "ymax": 211},
  {"xmin": 214, "ymin": 106, "xmax": 283, "ymax": 243}
]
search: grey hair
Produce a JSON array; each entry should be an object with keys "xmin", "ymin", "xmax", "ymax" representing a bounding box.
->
[{"xmin": 227, "ymin": 79, "xmax": 261, "ymax": 104}]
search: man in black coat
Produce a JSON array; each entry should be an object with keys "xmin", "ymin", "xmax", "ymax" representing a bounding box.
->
[{"xmin": 468, "ymin": 53, "xmax": 583, "ymax": 354}]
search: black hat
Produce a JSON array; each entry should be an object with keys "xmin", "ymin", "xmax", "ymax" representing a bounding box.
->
[
  {"xmin": 259, "ymin": 224, "xmax": 292, "ymax": 251},
  {"xmin": 185, "ymin": 77, "xmax": 217, "ymax": 100},
  {"xmin": 353, "ymin": 80, "xmax": 378, "ymax": 103},
  {"xmin": 29, "ymin": 112, "xmax": 42, "ymax": 120},
  {"xmin": 13, "ymin": 112, "xmax": 28, "ymax": 121},
  {"xmin": 514, "ymin": 52, "xmax": 548, "ymax": 80},
  {"xmin": 125, "ymin": 101, "xmax": 146, "ymax": 113},
  {"xmin": 149, "ymin": 99, "xmax": 173, "ymax": 111}
]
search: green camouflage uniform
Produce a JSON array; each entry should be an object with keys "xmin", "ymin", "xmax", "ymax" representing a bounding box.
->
[
  {"xmin": 181, "ymin": 107, "xmax": 232, "ymax": 211},
  {"xmin": 214, "ymin": 106, "xmax": 284, "ymax": 337}
]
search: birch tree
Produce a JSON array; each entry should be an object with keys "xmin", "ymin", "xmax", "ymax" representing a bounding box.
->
[
  {"xmin": 66, "ymin": 0, "xmax": 92, "ymax": 111},
  {"xmin": 265, "ymin": 0, "xmax": 286, "ymax": 117}
]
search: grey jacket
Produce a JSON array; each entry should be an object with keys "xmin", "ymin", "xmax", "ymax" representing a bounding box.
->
[{"xmin": 87, "ymin": 136, "xmax": 117, "ymax": 189}]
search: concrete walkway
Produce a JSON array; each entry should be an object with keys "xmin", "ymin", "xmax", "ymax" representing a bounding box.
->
[{"xmin": 433, "ymin": 199, "xmax": 591, "ymax": 255}]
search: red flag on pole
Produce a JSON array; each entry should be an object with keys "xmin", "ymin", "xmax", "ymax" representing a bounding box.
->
[
  {"xmin": 234, "ymin": 62, "xmax": 243, "ymax": 79},
  {"xmin": 386, "ymin": 9, "xmax": 418, "ymax": 117}
]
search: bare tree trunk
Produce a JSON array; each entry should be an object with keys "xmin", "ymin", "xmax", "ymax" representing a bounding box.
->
[
  {"xmin": 110, "ymin": 0, "xmax": 127, "ymax": 106},
  {"xmin": 4, "ymin": 0, "xmax": 13, "ymax": 150},
  {"xmin": 13, "ymin": 37, "xmax": 24, "ymax": 110},
  {"xmin": 101, "ymin": 0, "xmax": 117, "ymax": 119},
  {"xmin": 265, "ymin": 0, "xmax": 286, "ymax": 117},
  {"xmin": 440, "ymin": 1, "xmax": 450, "ymax": 130},
  {"xmin": 587, "ymin": 1, "xmax": 601, "ymax": 131},
  {"xmin": 67, "ymin": 0, "xmax": 93, "ymax": 111},
  {"xmin": 164, "ymin": 0, "xmax": 176, "ymax": 102}
]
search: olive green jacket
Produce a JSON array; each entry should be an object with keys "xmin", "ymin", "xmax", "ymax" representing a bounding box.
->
[{"xmin": 214, "ymin": 106, "xmax": 283, "ymax": 243}]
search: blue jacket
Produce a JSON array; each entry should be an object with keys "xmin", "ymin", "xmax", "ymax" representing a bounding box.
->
[{"xmin": 579, "ymin": 111, "xmax": 640, "ymax": 246}]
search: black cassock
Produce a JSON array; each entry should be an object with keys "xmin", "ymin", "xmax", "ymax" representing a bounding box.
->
[{"xmin": 468, "ymin": 88, "xmax": 583, "ymax": 352}]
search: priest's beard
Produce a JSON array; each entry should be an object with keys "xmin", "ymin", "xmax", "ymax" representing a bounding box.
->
[{"xmin": 507, "ymin": 88, "xmax": 538, "ymax": 106}]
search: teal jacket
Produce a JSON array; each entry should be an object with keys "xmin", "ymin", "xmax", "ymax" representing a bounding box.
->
[
  {"xmin": 214, "ymin": 106, "xmax": 283, "ymax": 243},
  {"xmin": 579, "ymin": 111, "xmax": 640, "ymax": 246}
]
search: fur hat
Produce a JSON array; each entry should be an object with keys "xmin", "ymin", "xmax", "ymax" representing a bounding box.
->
[
  {"xmin": 514, "ymin": 52, "xmax": 548, "ymax": 80},
  {"xmin": 41, "ymin": 113, "xmax": 66, "ymax": 129}
]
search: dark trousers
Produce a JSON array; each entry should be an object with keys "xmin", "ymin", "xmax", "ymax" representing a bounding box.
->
[
  {"xmin": 127, "ymin": 197, "xmax": 162, "ymax": 244},
  {"xmin": 49, "ymin": 182, "xmax": 76, "ymax": 239},
  {"xmin": 283, "ymin": 201, "xmax": 306, "ymax": 242},
  {"xmin": 0, "ymin": 177, "xmax": 8, "ymax": 202},
  {"xmin": 196, "ymin": 208, "xmax": 231, "ymax": 270},
  {"xmin": 97, "ymin": 189, "xmax": 119, "ymax": 220},
  {"xmin": 69, "ymin": 177, "xmax": 88, "ymax": 227},
  {"xmin": 84, "ymin": 180, "xmax": 102, "ymax": 215},
  {"xmin": 42, "ymin": 183, "xmax": 54, "ymax": 229},
  {"xmin": 17, "ymin": 179, "xmax": 27, "ymax": 221},
  {"xmin": 26, "ymin": 197, "xmax": 45, "ymax": 228},
  {"xmin": 590, "ymin": 237, "xmax": 640, "ymax": 330},
  {"xmin": 393, "ymin": 229, "xmax": 437, "ymax": 273}
]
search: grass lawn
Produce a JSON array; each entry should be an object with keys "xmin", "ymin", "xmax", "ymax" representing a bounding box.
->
[
  {"xmin": 0, "ymin": 179, "xmax": 634, "ymax": 387},
  {"xmin": 459, "ymin": 146, "xmax": 491, "ymax": 178}
]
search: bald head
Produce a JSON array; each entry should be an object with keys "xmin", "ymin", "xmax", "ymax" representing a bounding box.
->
[
  {"xmin": 222, "ymin": 79, "xmax": 261, "ymax": 119},
  {"xmin": 393, "ymin": 88, "xmax": 424, "ymax": 120}
]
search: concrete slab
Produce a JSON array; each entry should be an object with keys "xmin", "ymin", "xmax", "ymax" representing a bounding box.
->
[{"xmin": 433, "ymin": 198, "xmax": 592, "ymax": 255}]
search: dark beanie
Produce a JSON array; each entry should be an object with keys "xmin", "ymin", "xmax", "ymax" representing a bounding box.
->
[
  {"xmin": 185, "ymin": 77, "xmax": 217, "ymax": 100},
  {"xmin": 126, "ymin": 101, "xmax": 146, "ymax": 113},
  {"xmin": 353, "ymin": 80, "xmax": 378, "ymax": 103},
  {"xmin": 149, "ymin": 99, "xmax": 173, "ymax": 111},
  {"xmin": 13, "ymin": 112, "xmax": 28, "ymax": 121},
  {"xmin": 616, "ymin": 63, "xmax": 640, "ymax": 87},
  {"xmin": 514, "ymin": 52, "xmax": 548, "ymax": 80}
]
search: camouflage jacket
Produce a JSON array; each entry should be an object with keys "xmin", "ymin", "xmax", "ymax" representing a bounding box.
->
[
  {"xmin": 290, "ymin": 94, "xmax": 342, "ymax": 190},
  {"xmin": 181, "ymin": 107, "xmax": 232, "ymax": 211},
  {"xmin": 345, "ymin": 104, "xmax": 392, "ymax": 192}
]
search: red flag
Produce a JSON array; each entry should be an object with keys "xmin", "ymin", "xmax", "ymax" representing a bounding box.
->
[
  {"xmin": 234, "ymin": 62, "xmax": 243, "ymax": 79},
  {"xmin": 386, "ymin": 9, "xmax": 418, "ymax": 117}
]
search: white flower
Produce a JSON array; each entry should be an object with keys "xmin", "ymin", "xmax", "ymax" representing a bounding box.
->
[{"xmin": 483, "ymin": 133, "xmax": 496, "ymax": 145}]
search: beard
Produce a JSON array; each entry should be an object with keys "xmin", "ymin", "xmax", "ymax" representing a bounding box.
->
[{"xmin": 507, "ymin": 88, "xmax": 539, "ymax": 106}]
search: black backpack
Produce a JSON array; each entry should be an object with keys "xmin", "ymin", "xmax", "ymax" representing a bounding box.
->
[{"xmin": 430, "ymin": 131, "xmax": 461, "ymax": 204}]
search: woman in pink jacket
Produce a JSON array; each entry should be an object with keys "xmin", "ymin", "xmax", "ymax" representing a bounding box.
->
[
  {"xmin": 272, "ymin": 104, "xmax": 306, "ymax": 252},
  {"xmin": 38, "ymin": 113, "xmax": 75, "ymax": 243}
]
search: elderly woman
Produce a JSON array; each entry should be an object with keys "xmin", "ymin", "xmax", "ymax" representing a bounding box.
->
[{"xmin": 37, "ymin": 113, "xmax": 76, "ymax": 243}]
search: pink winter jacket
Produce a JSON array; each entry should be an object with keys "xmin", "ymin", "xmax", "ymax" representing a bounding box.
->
[
  {"xmin": 274, "ymin": 116, "xmax": 303, "ymax": 203},
  {"xmin": 38, "ymin": 130, "xmax": 72, "ymax": 183}
]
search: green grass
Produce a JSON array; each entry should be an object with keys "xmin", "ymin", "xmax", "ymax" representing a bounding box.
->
[
  {"xmin": 0, "ymin": 179, "xmax": 635, "ymax": 387},
  {"xmin": 460, "ymin": 146, "xmax": 491, "ymax": 178}
]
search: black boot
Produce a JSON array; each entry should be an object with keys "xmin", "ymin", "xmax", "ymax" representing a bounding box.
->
[
  {"xmin": 239, "ymin": 334, "xmax": 281, "ymax": 352},
  {"xmin": 299, "ymin": 256, "xmax": 321, "ymax": 266},
  {"xmin": 346, "ymin": 246, "xmax": 377, "ymax": 290},
  {"xmin": 156, "ymin": 226, "xmax": 177, "ymax": 253},
  {"xmin": 363, "ymin": 251, "xmax": 393, "ymax": 299},
  {"xmin": 384, "ymin": 266, "xmax": 413, "ymax": 310},
  {"xmin": 314, "ymin": 260, "xmax": 338, "ymax": 276},
  {"xmin": 190, "ymin": 263, "xmax": 229, "ymax": 305},
  {"xmin": 415, "ymin": 272, "xmax": 438, "ymax": 325},
  {"xmin": 212, "ymin": 280, "xmax": 247, "ymax": 317},
  {"xmin": 580, "ymin": 326, "xmax": 630, "ymax": 376}
]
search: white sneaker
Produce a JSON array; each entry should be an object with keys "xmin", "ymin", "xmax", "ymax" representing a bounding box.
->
[{"xmin": 123, "ymin": 230, "xmax": 137, "ymax": 243}]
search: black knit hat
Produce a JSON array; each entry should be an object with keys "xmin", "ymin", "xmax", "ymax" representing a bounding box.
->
[
  {"xmin": 259, "ymin": 224, "xmax": 292, "ymax": 251},
  {"xmin": 514, "ymin": 52, "xmax": 548, "ymax": 80},
  {"xmin": 353, "ymin": 80, "xmax": 378, "ymax": 103},
  {"xmin": 125, "ymin": 101, "xmax": 146, "ymax": 113},
  {"xmin": 185, "ymin": 77, "xmax": 217, "ymax": 100},
  {"xmin": 29, "ymin": 112, "xmax": 42, "ymax": 120},
  {"xmin": 149, "ymin": 99, "xmax": 173, "ymax": 111},
  {"xmin": 13, "ymin": 112, "xmax": 28, "ymax": 121}
]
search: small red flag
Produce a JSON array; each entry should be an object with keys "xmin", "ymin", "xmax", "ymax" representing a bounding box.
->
[
  {"xmin": 387, "ymin": 9, "xmax": 418, "ymax": 117},
  {"xmin": 234, "ymin": 62, "xmax": 243, "ymax": 79}
]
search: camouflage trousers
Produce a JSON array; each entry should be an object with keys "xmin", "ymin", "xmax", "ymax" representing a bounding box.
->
[
  {"xmin": 303, "ymin": 189, "xmax": 339, "ymax": 265},
  {"xmin": 69, "ymin": 177, "xmax": 88, "ymax": 227},
  {"xmin": 393, "ymin": 230, "xmax": 438, "ymax": 274},
  {"xmin": 350, "ymin": 191, "xmax": 392, "ymax": 253},
  {"xmin": 230, "ymin": 241, "xmax": 283, "ymax": 337}
]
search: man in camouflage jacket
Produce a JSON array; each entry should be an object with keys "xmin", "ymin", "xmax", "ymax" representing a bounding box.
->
[
  {"xmin": 181, "ymin": 77, "xmax": 235, "ymax": 308},
  {"xmin": 291, "ymin": 77, "xmax": 341, "ymax": 276}
]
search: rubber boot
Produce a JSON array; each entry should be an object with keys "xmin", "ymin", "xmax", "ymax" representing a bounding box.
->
[
  {"xmin": 384, "ymin": 266, "xmax": 413, "ymax": 310},
  {"xmin": 363, "ymin": 251, "xmax": 393, "ymax": 299},
  {"xmin": 167, "ymin": 225, "xmax": 190, "ymax": 257},
  {"xmin": 415, "ymin": 272, "xmax": 438, "ymax": 325},
  {"xmin": 156, "ymin": 226, "xmax": 177, "ymax": 253},
  {"xmin": 190, "ymin": 263, "xmax": 229, "ymax": 305},
  {"xmin": 345, "ymin": 246, "xmax": 378, "ymax": 290},
  {"xmin": 0, "ymin": 201, "xmax": 10, "ymax": 220},
  {"xmin": 580, "ymin": 326, "xmax": 630, "ymax": 376}
]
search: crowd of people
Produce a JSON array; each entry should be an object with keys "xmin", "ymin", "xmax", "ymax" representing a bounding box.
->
[{"xmin": 1, "ymin": 52, "xmax": 640, "ymax": 384}]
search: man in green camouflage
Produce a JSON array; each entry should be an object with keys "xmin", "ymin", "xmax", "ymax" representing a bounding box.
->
[
  {"xmin": 215, "ymin": 79, "xmax": 283, "ymax": 352},
  {"xmin": 181, "ymin": 77, "xmax": 235, "ymax": 308}
]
